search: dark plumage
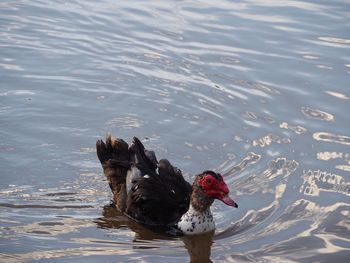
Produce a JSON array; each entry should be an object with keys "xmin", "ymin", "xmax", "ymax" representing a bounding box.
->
[
  {"xmin": 96, "ymin": 136, "xmax": 131, "ymax": 211},
  {"xmin": 96, "ymin": 134, "xmax": 238, "ymax": 234},
  {"xmin": 97, "ymin": 135, "xmax": 191, "ymax": 226},
  {"xmin": 126, "ymin": 137, "xmax": 191, "ymax": 226}
]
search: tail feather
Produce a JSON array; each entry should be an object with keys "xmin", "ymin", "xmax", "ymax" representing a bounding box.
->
[
  {"xmin": 130, "ymin": 137, "xmax": 158, "ymax": 174},
  {"xmin": 96, "ymin": 139, "xmax": 108, "ymax": 164},
  {"xmin": 96, "ymin": 134, "xmax": 132, "ymax": 211}
]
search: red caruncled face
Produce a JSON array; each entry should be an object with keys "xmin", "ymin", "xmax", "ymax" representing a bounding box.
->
[{"xmin": 199, "ymin": 172, "xmax": 238, "ymax": 208}]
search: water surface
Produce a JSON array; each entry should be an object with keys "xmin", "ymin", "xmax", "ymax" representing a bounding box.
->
[{"xmin": 1, "ymin": 0, "xmax": 350, "ymax": 262}]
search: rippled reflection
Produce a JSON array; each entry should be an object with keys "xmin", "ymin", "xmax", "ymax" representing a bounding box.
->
[
  {"xmin": 300, "ymin": 170, "xmax": 350, "ymax": 197},
  {"xmin": 182, "ymin": 232, "xmax": 214, "ymax": 263},
  {"xmin": 105, "ymin": 116, "xmax": 144, "ymax": 129},
  {"xmin": 317, "ymin": 151, "xmax": 345, "ymax": 161},
  {"xmin": 96, "ymin": 204, "xmax": 214, "ymax": 263},
  {"xmin": 279, "ymin": 122, "xmax": 307, "ymax": 134},
  {"xmin": 313, "ymin": 132, "xmax": 350, "ymax": 146},
  {"xmin": 11, "ymin": 218, "xmax": 94, "ymax": 236},
  {"xmin": 252, "ymin": 133, "xmax": 291, "ymax": 147},
  {"xmin": 317, "ymin": 152, "xmax": 350, "ymax": 172},
  {"xmin": 1, "ymin": 0, "xmax": 349, "ymax": 262},
  {"xmin": 301, "ymin": 107, "xmax": 335, "ymax": 121},
  {"xmin": 325, "ymin": 91, "xmax": 350, "ymax": 100},
  {"xmin": 318, "ymin": 37, "xmax": 350, "ymax": 45}
]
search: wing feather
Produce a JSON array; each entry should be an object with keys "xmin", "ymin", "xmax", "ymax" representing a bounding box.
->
[{"xmin": 126, "ymin": 138, "xmax": 191, "ymax": 226}]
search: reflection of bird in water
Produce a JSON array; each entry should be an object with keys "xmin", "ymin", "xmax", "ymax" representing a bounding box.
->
[
  {"xmin": 95, "ymin": 203, "xmax": 176, "ymax": 241},
  {"xmin": 95, "ymin": 203, "xmax": 214, "ymax": 263},
  {"xmin": 182, "ymin": 232, "xmax": 214, "ymax": 263},
  {"xmin": 96, "ymin": 134, "xmax": 238, "ymax": 235}
]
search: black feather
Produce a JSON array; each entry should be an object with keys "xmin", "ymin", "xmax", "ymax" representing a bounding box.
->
[{"xmin": 126, "ymin": 138, "xmax": 191, "ymax": 226}]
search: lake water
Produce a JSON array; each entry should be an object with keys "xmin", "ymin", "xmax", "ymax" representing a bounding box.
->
[{"xmin": 1, "ymin": 0, "xmax": 349, "ymax": 262}]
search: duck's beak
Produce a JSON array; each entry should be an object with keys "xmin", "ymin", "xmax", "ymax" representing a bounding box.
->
[{"xmin": 219, "ymin": 194, "xmax": 238, "ymax": 208}]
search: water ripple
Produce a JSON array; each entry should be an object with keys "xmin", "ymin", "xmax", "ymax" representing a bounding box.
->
[
  {"xmin": 318, "ymin": 37, "xmax": 350, "ymax": 45},
  {"xmin": 0, "ymin": 203, "xmax": 93, "ymax": 209},
  {"xmin": 279, "ymin": 122, "xmax": 307, "ymax": 134},
  {"xmin": 313, "ymin": 132, "xmax": 350, "ymax": 146},
  {"xmin": 252, "ymin": 133, "xmax": 291, "ymax": 147},
  {"xmin": 1, "ymin": 0, "xmax": 349, "ymax": 262},
  {"xmin": 105, "ymin": 116, "xmax": 144, "ymax": 129},
  {"xmin": 301, "ymin": 107, "xmax": 335, "ymax": 121},
  {"xmin": 236, "ymin": 158, "xmax": 298, "ymax": 196},
  {"xmin": 300, "ymin": 170, "xmax": 350, "ymax": 197},
  {"xmin": 325, "ymin": 91, "xmax": 350, "ymax": 100},
  {"xmin": 219, "ymin": 152, "xmax": 261, "ymax": 177}
]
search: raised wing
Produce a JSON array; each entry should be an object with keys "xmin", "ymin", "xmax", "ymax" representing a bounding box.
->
[{"xmin": 125, "ymin": 137, "xmax": 191, "ymax": 226}]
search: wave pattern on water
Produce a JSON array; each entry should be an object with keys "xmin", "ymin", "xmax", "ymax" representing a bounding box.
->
[{"xmin": 1, "ymin": 0, "xmax": 349, "ymax": 262}]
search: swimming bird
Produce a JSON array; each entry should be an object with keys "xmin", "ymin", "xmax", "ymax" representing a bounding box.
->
[{"xmin": 96, "ymin": 134, "xmax": 238, "ymax": 235}]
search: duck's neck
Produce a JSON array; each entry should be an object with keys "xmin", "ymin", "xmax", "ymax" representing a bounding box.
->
[
  {"xmin": 190, "ymin": 181, "xmax": 214, "ymax": 212},
  {"xmin": 177, "ymin": 181, "xmax": 215, "ymax": 235}
]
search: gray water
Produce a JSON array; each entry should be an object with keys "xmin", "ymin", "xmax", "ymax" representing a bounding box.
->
[{"xmin": 1, "ymin": 0, "xmax": 350, "ymax": 262}]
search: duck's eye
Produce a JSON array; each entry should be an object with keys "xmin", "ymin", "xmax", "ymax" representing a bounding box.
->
[{"xmin": 206, "ymin": 179, "xmax": 213, "ymax": 185}]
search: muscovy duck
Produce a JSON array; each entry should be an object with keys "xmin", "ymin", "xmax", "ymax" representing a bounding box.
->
[{"xmin": 96, "ymin": 134, "xmax": 238, "ymax": 235}]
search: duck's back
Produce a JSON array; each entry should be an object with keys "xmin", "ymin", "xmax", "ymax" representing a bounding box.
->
[{"xmin": 125, "ymin": 138, "xmax": 191, "ymax": 226}]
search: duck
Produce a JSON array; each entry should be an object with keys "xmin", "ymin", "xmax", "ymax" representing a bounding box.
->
[{"xmin": 96, "ymin": 134, "xmax": 238, "ymax": 235}]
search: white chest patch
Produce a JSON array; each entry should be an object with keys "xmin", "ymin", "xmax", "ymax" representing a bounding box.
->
[{"xmin": 177, "ymin": 205, "xmax": 215, "ymax": 235}]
